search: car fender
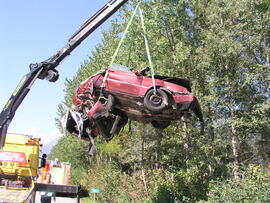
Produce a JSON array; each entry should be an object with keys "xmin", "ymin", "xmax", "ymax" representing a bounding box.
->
[{"xmin": 159, "ymin": 87, "xmax": 174, "ymax": 105}]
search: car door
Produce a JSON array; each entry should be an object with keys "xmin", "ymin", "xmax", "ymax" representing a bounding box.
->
[
  {"xmin": 140, "ymin": 75, "xmax": 165, "ymax": 96},
  {"xmin": 106, "ymin": 69, "xmax": 143, "ymax": 96}
]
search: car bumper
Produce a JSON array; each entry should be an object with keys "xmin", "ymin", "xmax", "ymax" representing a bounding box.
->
[
  {"xmin": 174, "ymin": 94, "xmax": 203, "ymax": 122},
  {"xmin": 173, "ymin": 94, "xmax": 194, "ymax": 103}
]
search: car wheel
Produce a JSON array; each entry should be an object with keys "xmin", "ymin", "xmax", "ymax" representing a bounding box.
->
[
  {"xmin": 151, "ymin": 120, "xmax": 171, "ymax": 129},
  {"xmin": 144, "ymin": 89, "xmax": 168, "ymax": 112}
]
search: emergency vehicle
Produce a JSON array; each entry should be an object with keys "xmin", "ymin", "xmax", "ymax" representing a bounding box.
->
[
  {"xmin": 0, "ymin": 133, "xmax": 80, "ymax": 203},
  {"xmin": 0, "ymin": 133, "xmax": 39, "ymax": 202}
]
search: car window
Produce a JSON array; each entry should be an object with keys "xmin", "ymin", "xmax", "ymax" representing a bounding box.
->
[{"xmin": 109, "ymin": 64, "xmax": 132, "ymax": 73}]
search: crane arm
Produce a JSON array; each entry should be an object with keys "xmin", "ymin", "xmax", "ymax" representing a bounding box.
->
[{"xmin": 0, "ymin": 0, "xmax": 128, "ymax": 147}]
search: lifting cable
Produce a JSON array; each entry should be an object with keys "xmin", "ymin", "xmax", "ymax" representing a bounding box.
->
[
  {"xmin": 139, "ymin": 9, "xmax": 156, "ymax": 94},
  {"xmin": 101, "ymin": 2, "xmax": 157, "ymax": 94},
  {"xmin": 101, "ymin": 2, "xmax": 141, "ymax": 90}
]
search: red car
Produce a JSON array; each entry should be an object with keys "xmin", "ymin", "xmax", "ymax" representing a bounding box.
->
[{"xmin": 63, "ymin": 64, "xmax": 203, "ymax": 149}]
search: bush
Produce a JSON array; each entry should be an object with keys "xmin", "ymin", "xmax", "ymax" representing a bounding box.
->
[{"xmin": 204, "ymin": 165, "xmax": 270, "ymax": 203}]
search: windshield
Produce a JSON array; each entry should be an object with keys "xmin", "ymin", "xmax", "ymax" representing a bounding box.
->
[{"xmin": 109, "ymin": 64, "xmax": 132, "ymax": 73}]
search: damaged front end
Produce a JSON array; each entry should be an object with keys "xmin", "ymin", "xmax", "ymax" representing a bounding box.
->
[
  {"xmin": 62, "ymin": 108, "xmax": 85, "ymax": 139},
  {"xmin": 62, "ymin": 98, "xmax": 128, "ymax": 155},
  {"xmin": 62, "ymin": 107, "xmax": 98, "ymax": 156}
]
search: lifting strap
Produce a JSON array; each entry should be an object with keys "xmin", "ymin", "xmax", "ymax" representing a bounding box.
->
[
  {"xmin": 139, "ymin": 9, "xmax": 156, "ymax": 93},
  {"xmin": 101, "ymin": 2, "xmax": 157, "ymax": 93},
  {"xmin": 101, "ymin": 2, "xmax": 141, "ymax": 90},
  {"xmin": 109, "ymin": 2, "xmax": 141, "ymax": 68}
]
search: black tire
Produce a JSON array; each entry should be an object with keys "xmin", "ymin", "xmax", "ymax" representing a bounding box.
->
[
  {"xmin": 151, "ymin": 120, "xmax": 171, "ymax": 129},
  {"xmin": 144, "ymin": 89, "xmax": 168, "ymax": 112}
]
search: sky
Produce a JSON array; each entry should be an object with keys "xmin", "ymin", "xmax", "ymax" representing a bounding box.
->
[{"xmin": 0, "ymin": 0, "xmax": 119, "ymax": 153}]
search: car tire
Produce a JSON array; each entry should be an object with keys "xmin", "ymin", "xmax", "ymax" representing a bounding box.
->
[
  {"xmin": 151, "ymin": 120, "xmax": 171, "ymax": 129},
  {"xmin": 144, "ymin": 89, "xmax": 168, "ymax": 112}
]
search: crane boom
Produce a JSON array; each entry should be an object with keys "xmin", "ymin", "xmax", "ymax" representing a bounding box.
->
[{"xmin": 0, "ymin": 0, "xmax": 128, "ymax": 147}]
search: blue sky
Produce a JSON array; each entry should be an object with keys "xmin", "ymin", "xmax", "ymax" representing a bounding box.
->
[{"xmin": 0, "ymin": 0, "xmax": 118, "ymax": 153}]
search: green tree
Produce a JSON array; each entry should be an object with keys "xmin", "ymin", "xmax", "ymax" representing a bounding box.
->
[
  {"xmin": 53, "ymin": 0, "xmax": 270, "ymax": 201},
  {"xmin": 205, "ymin": 165, "xmax": 270, "ymax": 203}
]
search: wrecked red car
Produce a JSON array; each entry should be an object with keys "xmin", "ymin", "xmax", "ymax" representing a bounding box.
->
[{"xmin": 63, "ymin": 64, "xmax": 203, "ymax": 152}]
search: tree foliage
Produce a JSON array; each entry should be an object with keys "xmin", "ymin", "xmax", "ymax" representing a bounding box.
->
[
  {"xmin": 51, "ymin": 0, "xmax": 270, "ymax": 201},
  {"xmin": 205, "ymin": 165, "xmax": 270, "ymax": 203}
]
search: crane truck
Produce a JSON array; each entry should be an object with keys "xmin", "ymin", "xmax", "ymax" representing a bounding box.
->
[
  {"xmin": 0, "ymin": 0, "xmax": 129, "ymax": 202},
  {"xmin": 0, "ymin": 133, "xmax": 39, "ymax": 202},
  {"xmin": 0, "ymin": 0, "xmax": 129, "ymax": 148},
  {"xmin": 0, "ymin": 133, "xmax": 80, "ymax": 203}
]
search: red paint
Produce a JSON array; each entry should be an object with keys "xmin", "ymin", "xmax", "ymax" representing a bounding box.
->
[{"xmin": 88, "ymin": 101, "xmax": 104, "ymax": 118}]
